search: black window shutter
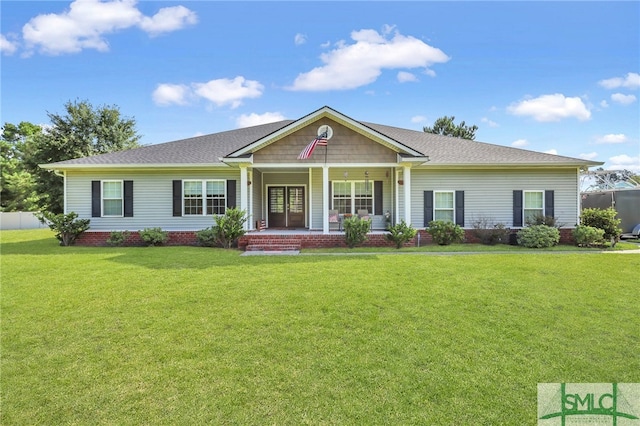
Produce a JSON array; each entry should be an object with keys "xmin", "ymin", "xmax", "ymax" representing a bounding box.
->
[
  {"xmin": 455, "ymin": 191, "xmax": 465, "ymax": 227},
  {"xmin": 424, "ymin": 191, "xmax": 434, "ymax": 226},
  {"xmin": 545, "ymin": 190, "xmax": 555, "ymax": 218},
  {"xmin": 513, "ymin": 190, "xmax": 523, "ymax": 227},
  {"xmin": 124, "ymin": 180, "xmax": 133, "ymax": 217},
  {"xmin": 91, "ymin": 181, "xmax": 101, "ymax": 217},
  {"xmin": 172, "ymin": 180, "xmax": 182, "ymax": 217},
  {"xmin": 374, "ymin": 181, "xmax": 383, "ymax": 215},
  {"xmin": 328, "ymin": 181, "xmax": 332, "ymax": 209},
  {"xmin": 226, "ymin": 180, "xmax": 237, "ymax": 208}
]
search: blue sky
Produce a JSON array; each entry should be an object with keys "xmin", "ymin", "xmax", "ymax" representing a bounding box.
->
[{"xmin": 1, "ymin": 1, "xmax": 639, "ymax": 172}]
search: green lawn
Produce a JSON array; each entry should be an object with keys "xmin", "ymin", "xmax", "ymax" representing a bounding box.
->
[{"xmin": 2, "ymin": 230, "xmax": 639, "ymax": 425}]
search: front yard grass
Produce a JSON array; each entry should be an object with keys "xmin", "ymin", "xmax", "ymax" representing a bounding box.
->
[{"xmin": 2, "ymin": 229, "xmax": 639, "ymax": 424}]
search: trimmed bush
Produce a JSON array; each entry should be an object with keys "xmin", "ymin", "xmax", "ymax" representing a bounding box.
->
[
  {"xmin": 426, "ymin": 220, "xmax": 464, "ymax": 245},
  {"xmin": 525, "ymin": 213, "xmax": 560, "ymax": 228},
  {"xmin": 572, "ymin": 225, "xmax": 605, "ymax": 247},
  {"xmin": 516, "ymin": 225, "xmax": 560, "ymax": 248},
  {"xmin": 36, "ymin": 211, "xmax": 90, "ymax": 246},
  {"xmin": 139, "ymin": 228, "xmax": 169, "ymax": 246},
  {"xmin": 580, "ymin": 207, "xmax": 622, "ymax": 246},
  {"xmin": 343, "ymin": 216, "xmax": 371, "ymax": 248},
  {"xmin": 195, "ymin": 227, "xmax": 218, "ymax": 247},
  {"xmin": 385, "ymin": 220, "xmax": 417, "ymax": 249},
  {"xmin": 106, "ymin": 231, "xmax": 131, "ymax": 247}
]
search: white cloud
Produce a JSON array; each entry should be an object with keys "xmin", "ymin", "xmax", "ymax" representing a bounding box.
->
[
  {"xmin": 236, "ymin": 112, "xmax": 286, "ymax": 128},
  {"xmin": 0, "ymin": 34, "xmax": 18, "ymax": 55},
  {"xmin": 288, "ymin": 27, "xmax": 449, "ymax": 91},
  {"xmin": 611, "ymin": 93, "xmax": 637, "ymax": 105},
  {"xmin": 294, "ymin": 33, "xmax": 306, "ymax": 46},
  {"xmin": 596, "ymin": 134, "xmax": 628, "ymax": 144},
  {"xmin": 608, "ymin": 154, "xmax": 640, "ymax": 172},
  {"xmin": 397, "ymin": 71, "xmax": 418, "ymax": 83},
  {"xmin": 138, "ymin": 5, "xmax": 197, "ymax": 37},
  {"xmin": 579, "ymin": 152, "xmax": 599, "ymax": 161},
  {"xmin": 598, "ymin": 72, "xmax": 640, "ymax": 90},
  {"xmin": 600, "ymin": 100, "xmax": 609, "ymax": 108},
  {"xmin": 193, "ymin": 77, "xmax": 264, "ymax": 109},
  {"xmin": 152, "ymin": 77, "xmax": 264, "ymax": 108},
  {"xmin": 481, "ymin": 117, "xmax": 499, "ymax": 128},
  {"xmin": 511, "ymin": 139, "xmax": 528, "ymax": 148},
  {"xmin": 507, "ymin": 94, "xmax": 591, "ymax": 122},
  {"xmin": 152, "ymin": 83, "xmax": 190, "ymax": 106},
  {"xmin": 544, "ymin": 149, "xmax": 558, "ymax": 155},
  {"xmin": 21, "ymin": 0, "xmax": 197, "ymax": 55},
  {"xmin": 411, "ymin": 115, "xmax": 427, "ymax": 124}
]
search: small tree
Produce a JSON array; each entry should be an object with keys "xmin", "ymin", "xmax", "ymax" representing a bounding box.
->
[
  {"xmin": 343, "ymin": 216, "xmax": 371, "ymax": 248},
  {"xmin": 385, "ymin": 220, "xmax": 417, "ymax": 249},
  {"xmin": 213, "ymin": 208, "xmax": 248, "ymax": 249},
  {"xmin": 36, "ymin": 211, "xmax": 90, "ymax": 246},
  {"xmin": 423, "ymin": 116, "xmax": 478, "ymax": 140}
]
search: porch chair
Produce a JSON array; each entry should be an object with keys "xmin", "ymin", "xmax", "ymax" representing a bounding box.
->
[
  {"xmin": 357, "ymin": 209, "xmax": 370, "ymax": 221},
  {"xmin": 328, "ymin": 209, "xmax": 341, "ymax": 231}
]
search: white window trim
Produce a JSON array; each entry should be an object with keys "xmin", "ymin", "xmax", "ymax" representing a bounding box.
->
[
  {"xmin": 332, "ymin": 180, "xmax": 374, "ymax": 214},
  {"xmin": 102, "ymin": 180, "xmax": 124, "ymax": 218},
  {"xmin": 434, "ymin": 190, "xmax": 455, "ymax": 223},
  {"xmin": 183, "ymin": 179, "xmax": 227, "ymax": 217},
  {"xmin": 523, "ymin": 190, "xmax": 545, "ymax": 225}
]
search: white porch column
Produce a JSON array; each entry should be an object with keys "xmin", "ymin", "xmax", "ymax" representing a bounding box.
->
[
  {"xmin": 403, "ymin": 165, "xmax": 411, "ymax": 225},
  {"xmin": 323, "ymin": 165, "xmax": 329, "ymax": 234},
  {"xmin": 240, "ymin": 166, "xmax": 250, "ymax": 230}
]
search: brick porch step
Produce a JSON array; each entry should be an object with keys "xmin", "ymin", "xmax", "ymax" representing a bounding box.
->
[{"xmin": 244, "ymin": 237, "xmax": 302, "ymax": 252}]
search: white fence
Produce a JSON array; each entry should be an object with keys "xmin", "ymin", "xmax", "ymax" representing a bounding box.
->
[{"xmin": 0, "ymin": 212, "xmax": 46, "ymax": 230}]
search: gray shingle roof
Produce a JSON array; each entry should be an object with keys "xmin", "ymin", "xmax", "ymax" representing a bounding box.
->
[{"xmin": 44, "ymin": 108, "xmax": 600, "ymax": 168}]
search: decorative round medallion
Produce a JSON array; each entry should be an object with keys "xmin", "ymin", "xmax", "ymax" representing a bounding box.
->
[{"xmin": 318, "ymin": 125, "xmax": 333, "ymax": 140}]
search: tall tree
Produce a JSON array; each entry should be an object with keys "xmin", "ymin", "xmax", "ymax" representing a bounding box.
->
[
  {"xmin": 24, "ymin": 100, "xmax": 141, "ymax": 213},
  {"xmin": 1, "ymin": 122, "xmax": 42, "ymax": 211},
  {"xmin": 423, "ymin": 116, "xmax": 478, "ymax": 140}
]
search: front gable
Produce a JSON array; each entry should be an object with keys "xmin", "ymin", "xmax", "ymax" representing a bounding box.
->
[
  {"xmin": 253, "ymin": 118, "xmax": 399, "ymax": 164},
  {"xmin": 226, "ymin": 106, "xmax": 424, "ymax": 165}
]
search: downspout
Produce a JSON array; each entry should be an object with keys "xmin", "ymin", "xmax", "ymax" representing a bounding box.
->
[{"xmin": 54, "ymin": 170, "xmax": 67, "ymax": 214}]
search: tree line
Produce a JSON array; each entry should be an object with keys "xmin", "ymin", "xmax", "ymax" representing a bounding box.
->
[{"xmin": 1, "ymin": 100, "xmax": 141, "ymax": 214}]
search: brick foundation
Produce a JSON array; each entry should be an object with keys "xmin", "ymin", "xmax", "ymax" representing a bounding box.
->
[{"xmin": 75, "ymin": 228, "xmax": 576, "ymax": 248}]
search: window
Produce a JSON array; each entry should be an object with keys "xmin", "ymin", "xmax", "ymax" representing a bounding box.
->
[
  {"xmin": 354, "ymin": 182, "xmax": 372, "ymax": 214},
  {"xmin": 332, "ymin": 181, "xmax": 374, "ymax": 214},
  {"xmin": 183, "ymin": 180, "xmax": 226, "ymax": 216},
  {"xmin": 524, "ymin": 190, "xmax": 544, "ymax": 224},
  {"xmin": 102, "ymin": 181, "xmax": 123, "ymax": 216},
  {"xmin": 333, "ymin": 182, "xmax": 352, "ymax": 214},
  {"xmin": 434, "ymin": 191, "xmax": 454, "ymax": 222}
]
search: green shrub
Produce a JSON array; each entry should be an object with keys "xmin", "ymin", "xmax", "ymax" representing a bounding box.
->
[
  {"xmin": 195, "ymin": 227, "xmax": 218, "ymax": 247},
  {"xmin": 516, "ymin": 225, "xmax": 560, "ymax": 248},
  {"xmin": 385, "ymin": 220, "xmax": 417, "ymax": 249},
  {"xmin": 572, "ymin": 225, "xmax": 605, "ymax": 247},
  {"xmin": 426, "ymin": 220, "xmax": 464, "ymax": 245},
  {"xmin": 212, "ymin": 208, "xmax": 248, "ymax": 249},
  {"xmin": 471, "ymin": 217, "xmax": 510, "ymax": 245},
  {"xmin": 343, "ymin": 216, "xmax": 371, "ymax": 248},
  {"xmin": 36, "ymin": 211, "xmax": 90, "ymax": 246},
  {"xmin": 139, "ymin": 227, "xmax": 169, "ymax": 246},
  {"xmin": 106, "ymin": 231, "xmax": 130, "ymax": 247},
  {"xmin": 580, "ymin": 207, "xmax": 622, "ymax": 246}
]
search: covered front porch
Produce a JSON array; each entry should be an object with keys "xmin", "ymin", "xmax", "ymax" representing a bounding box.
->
[{"xmin": 235, "ymin": 164, "xmax": 415, "ymax": 234}]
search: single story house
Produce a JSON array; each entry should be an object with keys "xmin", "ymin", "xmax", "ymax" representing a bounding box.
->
[{"xmin": 42, "ymin": 106, "xmax": 602, "ymax": 248}]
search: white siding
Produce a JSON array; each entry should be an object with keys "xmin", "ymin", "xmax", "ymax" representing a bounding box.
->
[
  {"xmin": 66, "ymin": 170, "xmax": 240, "ymax": 231},
  {"xmin": 411, "ymin": 168, "xmax": 580, "ymax": 228}
]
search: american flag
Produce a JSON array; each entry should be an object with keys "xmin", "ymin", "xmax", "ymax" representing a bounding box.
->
[{"xmin": 297, "ymin": 132, "xmax": 328, "ymax": 160}]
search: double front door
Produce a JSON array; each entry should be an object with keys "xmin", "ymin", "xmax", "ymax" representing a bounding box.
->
[{"xmin": 268, "ymin": 186, "xmax": 305, "ymax": 228}]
